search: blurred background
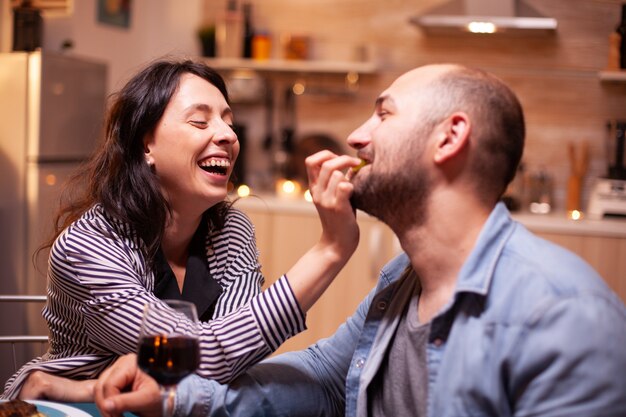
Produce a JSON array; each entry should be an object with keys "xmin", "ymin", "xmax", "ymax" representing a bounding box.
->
[{"xmin": 1, "ymin": 0, "xmax": 626, "ymax": 384}]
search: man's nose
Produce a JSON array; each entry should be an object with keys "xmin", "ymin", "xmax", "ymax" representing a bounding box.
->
[{"xmin": 347, "ymin": 122, "xmax": 371, "ymax": 150}]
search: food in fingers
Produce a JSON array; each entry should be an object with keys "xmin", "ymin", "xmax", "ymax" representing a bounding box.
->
[{"xmin": 346, "ymin": 159, "xmax": 368, "ymax": 181}]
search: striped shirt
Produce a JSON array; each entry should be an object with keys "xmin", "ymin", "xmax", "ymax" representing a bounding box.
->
[{"xmin": 2, "ymin": 204, "xmax": 306, "ymax": 399}]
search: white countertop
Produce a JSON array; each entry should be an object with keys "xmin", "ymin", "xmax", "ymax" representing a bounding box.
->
[
  {"xmin": 511, "ymin": 211, "xmax": 626, "ymax": 238},
  {"xmin": 232, "ymin": 194, "xmax": 626, "ymax": 239},
  {"xmin": 232, "ymin": 194, "xmax": 318, "ymax": 215}
]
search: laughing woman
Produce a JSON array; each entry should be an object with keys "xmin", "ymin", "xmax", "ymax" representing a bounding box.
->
[{"xmin": 2, "ymin": 58, "xmax": 360, "ymax": 399}]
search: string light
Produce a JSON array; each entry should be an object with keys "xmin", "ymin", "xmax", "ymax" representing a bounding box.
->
[
  {"xmin": 237, "ymin": 184, "xmax": 251, "ymax": 198},
  {"xmin": 467, "ymin": 21, "xmax": 496, "ymax": 33},
  {"xmin": 304, "ymin": 189, "xmax": 313, "ymax": 202},
  {"xmin": 568, "ymin": 210, "xmax": 583, "ymax": 221},
  {"xmin": 275, "ymin": 179, "xmax": 302, "ymax": 199}
]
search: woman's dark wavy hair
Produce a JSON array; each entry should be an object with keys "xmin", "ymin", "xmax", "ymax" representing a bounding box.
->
[{"xmin": 37, "ymin": 57, "xmax": 232, "ymax": 269}]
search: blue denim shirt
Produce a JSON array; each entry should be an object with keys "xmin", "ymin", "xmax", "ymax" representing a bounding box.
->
[{"xmin": 176, "ymin": 203, "xmax": 626, "ymax": 416}]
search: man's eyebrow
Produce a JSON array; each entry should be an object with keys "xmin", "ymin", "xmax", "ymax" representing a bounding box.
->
[{"xmin": 375, "ymin": 95, "xmax": 394, "ymax": 109}]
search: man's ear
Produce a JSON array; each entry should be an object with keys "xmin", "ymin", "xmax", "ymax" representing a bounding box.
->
[{"xmin": 433, "ymin": 112, "xmax": 470, "ymax": 165}]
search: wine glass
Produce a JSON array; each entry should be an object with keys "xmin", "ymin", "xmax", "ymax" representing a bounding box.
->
[{"xmin": 137, "ymin": 299, "xmax": 200, "ymax": 417}]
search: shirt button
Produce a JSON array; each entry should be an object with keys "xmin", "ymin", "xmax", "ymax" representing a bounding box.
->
[
  {"xmin": 376, "ymin": 301, "xmax": 387, "ymax": 310},
  {"xmin": 433, "ymin": 338, "xmax": 444, "ymax": 347},
  {"xmin": 355, "ymin": 358, "xmax": 365, "ymax": 368}
]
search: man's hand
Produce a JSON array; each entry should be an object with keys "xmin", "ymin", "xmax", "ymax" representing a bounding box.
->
[
  {"xmin": 94, "ymin": 354, "xmax": 162, "ymax": 417},
  {"xmin": 18, "ymin": 371, "xmax": 96, "ymax": 401}
]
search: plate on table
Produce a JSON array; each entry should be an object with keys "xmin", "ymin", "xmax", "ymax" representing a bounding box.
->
[
  {"xmin": 33, "ymin": 400, "xmax": 94, "ymax": 417},
  {"xmin": 0, "ymin": 400, "xmax": 93, "ymax": 417}
]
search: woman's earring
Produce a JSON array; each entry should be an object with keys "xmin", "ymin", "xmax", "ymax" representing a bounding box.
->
[{"xmin": 146, "ymin": 158, "xmax": 154, "ymax": 167}]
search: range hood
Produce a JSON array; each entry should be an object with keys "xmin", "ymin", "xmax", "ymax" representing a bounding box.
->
[{"xmin": 410, "ymin": 0, "xmax": 557, "ymax": 34}]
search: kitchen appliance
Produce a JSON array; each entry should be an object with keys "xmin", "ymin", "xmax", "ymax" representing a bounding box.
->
[
  {"xmin": 0, "ymin": 51, "xmax": 106, "ymax": 380},
  {"xmin": 409, "ymin": 0, "xmax": 558, "ymax": 35},
  {"xmin": 587, "ymin": 121, "xmax": 626, "ymax": 219}
]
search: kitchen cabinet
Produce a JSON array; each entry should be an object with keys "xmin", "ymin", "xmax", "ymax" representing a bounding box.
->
[
  {"xmin": 513, "ymin": 212, "xmax": 626, "ymax": 303},
  {"xmin": 233, "ymin": 196, "xmax": 396, "ymax": 354},
  {"xmin": 237, "ymin": 196, "xmax": 626, "ymax": 355},
  {"xmin": 536, "ymin": 232, "xmax": 626, "ymax": 300}
]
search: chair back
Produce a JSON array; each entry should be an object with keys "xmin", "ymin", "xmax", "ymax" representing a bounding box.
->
[{"xmin": 0, "ymin": 295, "xmax": 48, "ymax": 374}]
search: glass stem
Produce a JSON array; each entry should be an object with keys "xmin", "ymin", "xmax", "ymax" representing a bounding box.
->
[{"xmin": 161, "ymin": 385, "xmax": 176, "ymax": 417}]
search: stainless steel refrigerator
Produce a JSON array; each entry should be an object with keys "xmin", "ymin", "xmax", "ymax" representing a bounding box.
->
[{"xmin": 0, "ymin": 51, "xmax": 107, "ymax": 382}]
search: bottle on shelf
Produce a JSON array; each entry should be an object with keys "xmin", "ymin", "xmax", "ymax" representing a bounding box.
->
[
  {"xmin": 616, "ymin": 3, "xmax": 626, "ymax": 69},
  {"xmin": 252, "ymin": 31, "xmax": 272, "ymax": 60},
  {"xmin": 198, "ymin": 25, "xmax": 216, "ymax": 57},
  {"xmin": 608, "ymin": 32, "xmax": 621, "ymax": 70},
  {"xmin": 216, "ymin": 0, "xmax": 243, "ymax": 59},
  {"xmin": 242, "ymin": 3, "xmax": 254, "ymax": 59}
]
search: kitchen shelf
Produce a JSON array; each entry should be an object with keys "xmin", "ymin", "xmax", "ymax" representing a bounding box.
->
[
  {"xmin": 201, "ymin": 57, "xmax": 377, "ymax": 75},
  {"xmin": 598, "ymin": 70, "xmax": 626, "ymax": 82}
]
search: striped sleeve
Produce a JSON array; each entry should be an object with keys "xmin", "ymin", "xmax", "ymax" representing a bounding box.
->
[
  {"xmin": 2, "ymin": 206, "xmax": 307, "ymax": 398},
  {"xmin": 209, "ymin": 209, "xmax": 265, "ymax": 318},
  {"xmin": 250, "ymin": 275, "xmax": 306, "ymax": 350},
  {"xmin": 190, "ymin": 209, "xmax": 306, "ymax": 382},
  {"xmin": 196, "ymin": 276, "xmax": 305, "ymax": 383}
]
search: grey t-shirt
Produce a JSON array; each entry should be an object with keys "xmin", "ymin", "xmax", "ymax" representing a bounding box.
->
[{"xmin": 368, "ymin": 275, "xmax": 430, "ymax": 417}]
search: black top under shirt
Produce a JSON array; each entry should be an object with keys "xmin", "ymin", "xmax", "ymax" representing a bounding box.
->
[{"xmin": 153, "ymin": 217, "xmax": 223, "ymax": 322}]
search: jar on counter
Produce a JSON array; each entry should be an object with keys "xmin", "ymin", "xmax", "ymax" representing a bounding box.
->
[
  {"xmin": 502, "ymin": 162, "xmax": 526, "ymax": 212},
  {"xmin": 527, "ymin": 167, "xmax": 554, "ymax": 214}
]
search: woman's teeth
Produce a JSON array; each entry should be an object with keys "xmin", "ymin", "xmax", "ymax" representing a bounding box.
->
[
  {"xmin": 200, "ymin": 159, "xmax": 230, "ymax": 168},
  {"xmin": 199, "ymin": 159, "xmax": 230, "ymax": 175}
]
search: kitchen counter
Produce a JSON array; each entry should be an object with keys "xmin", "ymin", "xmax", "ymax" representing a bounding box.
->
[
  {"xmin": 235, "ymin": 193, "xmax": 626, "ymax": 314},
  {"xmin": 231, "ymin": 194, "xmax": 318, "ymax": 215},
  {"xmin": 232, "ymin": 194, "xmax": 626, "ymax": 238},
  {"xmin": 512, "ymin": 211, "xmax": 626, "ymax": 238}
]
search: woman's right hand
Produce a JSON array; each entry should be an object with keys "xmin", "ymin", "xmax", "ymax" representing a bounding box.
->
[
  {"xmin": 285, "ymin": 151, "xmax": 361, "ymax": 312},
  {"xmin": 305, "ymin": 151, "xmax": 361, "ymax": 259}
]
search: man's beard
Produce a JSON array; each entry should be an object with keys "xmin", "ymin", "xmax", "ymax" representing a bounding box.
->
[{"xmin": 350, "ymin": 162, "xmax": 431, "ymax": 229}]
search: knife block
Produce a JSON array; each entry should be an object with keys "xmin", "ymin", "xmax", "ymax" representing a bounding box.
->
[
  {"xmin": 566, "ymin": 175, "xmax": 583, "ymax": 212},
  {"xmin": 567, "ymin": 142, "xmax": 589, "ymax": 213}
]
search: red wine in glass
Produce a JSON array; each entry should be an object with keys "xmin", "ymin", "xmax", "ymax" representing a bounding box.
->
[
  {"xmin": 138, "ymin": 300, "xmax": 200, "ymax": 417},
  {"xmin": 137, "ymin": 335, "xmax": 200, "ymax": 386}
]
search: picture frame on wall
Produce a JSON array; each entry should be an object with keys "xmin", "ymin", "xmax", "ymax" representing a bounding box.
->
[{"xmin": 97, "ymin": 0, "xmax": 131, "ymax": 29}]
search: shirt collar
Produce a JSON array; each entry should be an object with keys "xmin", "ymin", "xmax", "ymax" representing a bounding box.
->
[
  {"xmin": 454, "ymin": 202, "xmax": 516, "ymax": 297},
  {"xmin": 154, "ymin": 217, "xmax": 223, "ymax": 321}
]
